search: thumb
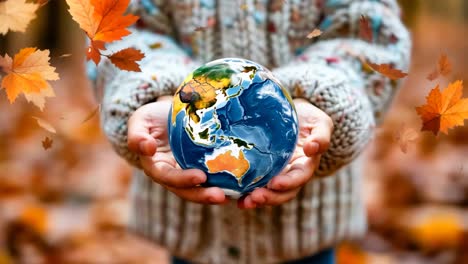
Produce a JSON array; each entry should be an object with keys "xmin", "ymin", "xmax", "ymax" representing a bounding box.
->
[
  {"xmin": 128, "ymin": 111, "xmax": 157, "ymax": 156},
  {"xmin": 303, "ymin": 110, "xmax": 333, "ymax": 157}
]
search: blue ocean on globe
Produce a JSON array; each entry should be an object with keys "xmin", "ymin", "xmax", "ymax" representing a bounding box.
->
[{"xmin": 168, "ymin": 58, "xmax": 298, "ymax": 197}]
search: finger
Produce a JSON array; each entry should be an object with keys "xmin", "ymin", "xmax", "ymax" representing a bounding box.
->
[
  {"xmin": 304, "ymin": 110, "xmax": 333, "ymax": 156},
  {"xmin": 267, "ymin": 156, "xmax": 318, "ymax": 192},
  {"xmin": 128, "ymin": 110, "xmax": 157, "ymax": 156},
  {"xmin": 237, "ymin": 195, "xmax": 257, "ymax": 209},
  {"xmin": 166, "ymin": 185, "xmax": 227, "ymax": 204},
  {"xmin": 141, "ymin": 158, "xmax": 207, "ymax": 188},
  {"xmin": 249, "ymin": 187, "xmax": 301, "ymax": 206}
]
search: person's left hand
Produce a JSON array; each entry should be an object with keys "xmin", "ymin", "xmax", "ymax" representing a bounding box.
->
[{"xmin": 238, "ymin": 98, "xmax": 334, "ymax": 209}]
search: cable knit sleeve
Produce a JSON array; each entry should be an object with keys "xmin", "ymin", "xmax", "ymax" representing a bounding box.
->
[
  {"xmin": 94, "ymin": 1, "xmax": 199, "ymax": 167},
  {"xmin": 272, "ymin": 0, "xmax": 411, "ymax": 176}
]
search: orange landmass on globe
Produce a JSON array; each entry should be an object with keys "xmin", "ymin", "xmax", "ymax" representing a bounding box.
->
[{"xmin": 206, "ymin": 150, "xmax": 250, "ymax": 180}]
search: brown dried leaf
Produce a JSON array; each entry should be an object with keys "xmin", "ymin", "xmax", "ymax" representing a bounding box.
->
[
  {"xmin": 108, "ymin": 48, "xmax": 144, "ymax": 72},
  {"xmin": 359, "ymin": 15, "xmax": 373, "ymax": 42},
  {"xmin": 427, "ymin": 68, "xmax": 439, "ymax": 81},
  {"xmin": 42, "ymin": 136, "xmax": 53, "ymax": 150},
  {"xmin": 438, "ymin": 53, "xmax": 452, "ymax": 76},
  {"xmin": 366, "ymin": 61, "xmax": 408, "ymax": 80}
]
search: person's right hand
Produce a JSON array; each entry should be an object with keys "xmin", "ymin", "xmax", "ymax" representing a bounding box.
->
[{"xmin": 127, "ymin": 95, "xmax": 227, "ymax": 204}]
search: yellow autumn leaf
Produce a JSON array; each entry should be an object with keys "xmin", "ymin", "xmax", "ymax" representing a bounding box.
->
[
  {"xmin": 0, "ymin": 0, "xmax": 39, "ymax": 35},
  {"xmin": 0, "ymin": 47, "xmax": 59, "ymax": 104},
  {"xmin": 23, "ymin": 84, "xmax": 55, "ymax": 111}
]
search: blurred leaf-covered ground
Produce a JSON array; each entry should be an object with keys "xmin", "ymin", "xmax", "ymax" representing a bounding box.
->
[{"xmin": 0, "ymin": 0, "xmax": 467, "ymax": 263}]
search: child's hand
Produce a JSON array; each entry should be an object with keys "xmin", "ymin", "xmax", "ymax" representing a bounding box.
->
[
  {"xmin": 127, "ymin": 95, "xmax": 227, "ymax": 204},
  {"xmin": 238, "ymin": 98, "xmax": 333, "ymax": 209}
]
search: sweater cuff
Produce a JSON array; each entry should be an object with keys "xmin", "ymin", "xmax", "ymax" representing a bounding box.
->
[{"xmin": 273, "ymin": 63, "xmax": 375, "ymax": 176}]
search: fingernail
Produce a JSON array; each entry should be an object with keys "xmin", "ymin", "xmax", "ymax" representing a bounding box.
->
[{"xmin": 308, "ymin": 142, "xmax": 319, "ymax": 155}]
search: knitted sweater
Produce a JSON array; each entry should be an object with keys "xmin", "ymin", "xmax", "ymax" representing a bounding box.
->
[{"xmin": 93, "ymin": 0, "xmax": 411, "ymax": 263}]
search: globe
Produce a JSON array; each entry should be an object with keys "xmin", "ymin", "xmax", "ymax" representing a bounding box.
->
[{"xmin": 168, "ymin": 58, "xmax": 299, "ymax": 197}]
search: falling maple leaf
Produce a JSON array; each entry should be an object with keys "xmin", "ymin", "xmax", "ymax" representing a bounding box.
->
[
  {"xmin": 82, "ymin": 104, "xmax": 101, "ymax": 123},
  {"xmin": 427, "ymin": 68, "xmax": 439, "ymax": 81},
  {"xmin": 66, "ymin": 0, "xmax": 138, "ymax": 42},
  {"xmin": 0, "ymin": 0, "xmax": 39, "ymax": 35},
  {"xmin": 42, "ymin": 136, "xmax": 53, "ymax": 150},
  {"xmin": 359, "ymin": 15, "xmax": 373, "ymax": 42},
  {"xmin": 394, "ymin": 125, "xmax": 419, "ymax": 153},
  {"xmin": 0, "ymin": 47, "xmax": 59, "ymax": 104},
  {"xmin": 426, "ymin": 53, "xmax": 452, "ymax": 81},
  {"xmin": 438, "ymin": 53, "xmax": 452, "ymax": 76},
  {"xmin": 23, "ymin": 84, "xmax": 55, "ymax": 111},
  {"xmin": 366, "ymin": 61, "xmax": 408, "ymax": 80},
  {"xmin": 108, "ymin": 48, "xmax": 144, "ymax": 72},
  {"xmin": 87, "ymin": 40, "xmax": 105, "ymax": 65},
  {"xmin": 32, "ymin": 116, "xmax": 57, "ymax": 133},
  {"xmin": 306, "ymin": 28, "xmax": 322, "ymax": 39},
  {"xmin": 65, "ymin": 0, "xmax": 143, "ymax": 71},
  {"xmin": 416, "ymin": 80, "xmax": 468, "ymax": 135}
]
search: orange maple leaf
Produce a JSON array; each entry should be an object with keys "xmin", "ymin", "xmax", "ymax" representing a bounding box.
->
[
  {"xmin": 426, "ymin": 53, "xmax": 452, "ymax": 81},
  {"xmin": 87, "ymin": 40, "xmax": 105, "ymax": 65},
  {"xmin": 66, "ymin": 0, "xmax": 137, "ymax": 42},
  {"xmin": 416, "ymin": 81, "xmax": 468, "ymax": 135},
  {"xmin": 108, "ymin": 48, "xmax": 144, "ymax": 72},
  {"xmin": 0, "ymin": 48, "xmax": 59, "ymax": 104},
  {"xmin": 366, "ymin": 61, "xmax": 408, "ymax": 80},
  {"xmin": 0, "ymin": 0, "xmax": 39, "ymax": 35},
  {"xmin": 66, "ymin": 0, "xmax": 143, "ymax": 71},
  {"xmin": 24, "ymin": 84, "xmax": 55, "ymax": 111},
  {"xmin": 90, "ymin": 0, "xmax": 138, "ymax": 42}
]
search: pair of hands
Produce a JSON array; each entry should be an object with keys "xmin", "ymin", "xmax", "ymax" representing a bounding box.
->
[{"xmin": 127, "ymin": 95, "xmax": 333, "ymax": 209}]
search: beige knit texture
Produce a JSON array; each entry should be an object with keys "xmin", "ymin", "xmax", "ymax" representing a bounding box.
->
[{"xmin": 94, "ymin": 0, "xmax": 411, "ymax": 263}]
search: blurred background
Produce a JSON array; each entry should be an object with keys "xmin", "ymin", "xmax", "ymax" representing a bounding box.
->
[{"xmin": 0, "ymin": 0, "xmax": 467, "ymax": 263}]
